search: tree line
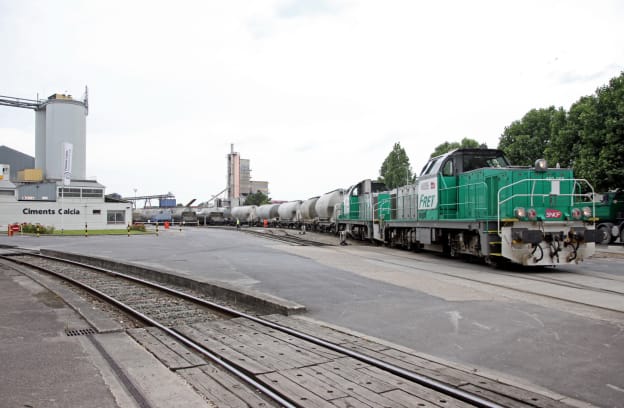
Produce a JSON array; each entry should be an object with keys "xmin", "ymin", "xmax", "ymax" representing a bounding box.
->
[
  {"xmin": 379, "ymin": 71, "xmax": 624, "ymax": 191},
  {"xmin": 498, "ymin": 71, "xmax": 623, "ymax": 191}
]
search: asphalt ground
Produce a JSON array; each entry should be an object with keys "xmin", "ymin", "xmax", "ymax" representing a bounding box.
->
[{"xmin": 2, "ymin": 227, "xmax": 623, "ymax": 407}]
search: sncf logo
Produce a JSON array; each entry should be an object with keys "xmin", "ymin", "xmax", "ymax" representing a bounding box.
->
[{"xmin": 545, "ymin": 209, "xmax": 562, "ymax": 218}]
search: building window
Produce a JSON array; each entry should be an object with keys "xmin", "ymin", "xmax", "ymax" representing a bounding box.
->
[
  {"xmin": 107, "ymin": 210, "xmax": 125, "ymax": 224},
  {"xmin": 82, "ymin": 188, "xmax": 104, "ymax": 198},
  {"xmin": 93, "ymin": 209, "xmax": 101, "ymax": 215},
  {"xmin": 59, "ymin": 188, "xmax": 81, "ymax": 197}
]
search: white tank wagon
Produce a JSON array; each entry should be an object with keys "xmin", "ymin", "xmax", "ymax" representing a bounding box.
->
[
  {"xmin": 277, "ymin": 200, "xmax": 302, "ymax": 228},
  {"xmin": 171, "ymin": 207, "xmax": 198, "ymax": 225},
  {"xmin": 196, "ymin": 207, "xmax": 229, "ymax": 225},
  {"xmin": 133, "ymin": 208, "xmax": 173, "ymax": 224},
  {"xmin": 256, "ymin": 204, "xmax": 280, "ymax": 225},
  {"xmin": 231, "ymin": 205, "xmax": 257, "ymax": 225},
  {"xmin": 132, "ymin": 209, "xmax": 149, "ymax": 223},
  {"xmin": 315, "ymin": 188, "xmax": 345, "ymax": 232},
  {"xmin": 300, "ymin": 196, "xmax": 320, "ymax": 230}
]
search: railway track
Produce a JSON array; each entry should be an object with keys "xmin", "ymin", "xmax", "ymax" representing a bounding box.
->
[
  {"xmin": 206, "ymin": 225, "xmax": 334, "ymax": 246},
  {"xmin": 241, "ymin": 228, "xmax": 333, "ymax": 247},
  {"xmin": 0, "ymin": 251, "xmax": 577, "ymax": 408}
]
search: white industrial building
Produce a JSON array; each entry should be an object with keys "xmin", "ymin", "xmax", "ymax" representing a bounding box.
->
[{"xmin": 0, "ymin": 91, "xmax": 132, "ymax": 232}]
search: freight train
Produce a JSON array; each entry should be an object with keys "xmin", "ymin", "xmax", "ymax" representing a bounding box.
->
[
  {"xmin": 231, "ymin": 188, "xmax": 345, "ymax": 232},
  {"xmin": 133, "ymin": 199, "xmax": 199, "ymax": 225},
  {"xmin": 234, "ymin": 148, "xmax": 597, "ymax": 267}
]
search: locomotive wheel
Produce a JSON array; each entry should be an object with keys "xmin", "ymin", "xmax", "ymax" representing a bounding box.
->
[{"xmin": 596, "ymin": 225, "xmax": 611, "ymax": 245}]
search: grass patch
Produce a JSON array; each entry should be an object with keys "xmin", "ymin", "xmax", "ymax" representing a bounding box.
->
[{"xmin": 51, "ymin": 229, "xmax": 153, "ymax": 236}]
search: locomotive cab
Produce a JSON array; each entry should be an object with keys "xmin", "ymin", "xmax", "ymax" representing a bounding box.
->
[
  {"xmin": 338, "ymin": 179, "xmax": 388, "ymax": 240},
  {"xmin": 419, "ymin": 148, "xmax": 511, "ymax": 177},
  {"xmin": 418, "ymin": 149, "xmax": 510, "ymax": 220}
]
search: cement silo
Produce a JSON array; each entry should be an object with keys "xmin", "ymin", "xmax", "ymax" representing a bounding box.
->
[{"xmin": 35, "ymin": 93, "xmax": 87, "ymax": 181}]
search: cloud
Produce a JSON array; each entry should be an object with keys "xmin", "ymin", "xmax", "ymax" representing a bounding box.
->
[
  {"xmin": 556, "ymin": 65, "xmax": 623, "ymax": 86},
  {"xmin": 276, "ymin": 0, "xmax": 344, "ymax": 19}
]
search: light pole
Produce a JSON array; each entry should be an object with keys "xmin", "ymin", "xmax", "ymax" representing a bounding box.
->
[{"xmin": 133, "ymin": 188, "xmax": 137, "ymax": 209}]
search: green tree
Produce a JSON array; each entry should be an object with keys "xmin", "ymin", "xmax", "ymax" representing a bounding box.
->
[
  {"xmin": 545, "ymin": 97, "xmax": 592, "ymax": 169},
  {"xmin": 498, "ymin": 107, "xmax": 565, "ymax": 166},
  {"xmin": 572, "ymin": 73, "xmax": 624, "ymax": 191},
  {"xmin": 244, "ymin": 191, "xmax": 271, "ymax": 206},
  {"xmin": 378, "ymin": 142, "xmax": 413, "ymax": 189},
  {"xmin": 430, "ymin": 138, "xmax": 485, "ymax": 158},
  {"xmin": 498, "ymin": 71, "xmax": 624, "ymax": 191}
]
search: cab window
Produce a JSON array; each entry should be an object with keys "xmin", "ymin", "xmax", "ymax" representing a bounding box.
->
[
  {"xmin": 420, "ymin": 158, "xmax": 439, "ymax": 176},
  {"xmin": 442, "ymin": 160, "xmax": 454, "ymax": 176}
]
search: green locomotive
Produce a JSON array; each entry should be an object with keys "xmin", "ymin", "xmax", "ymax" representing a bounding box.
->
[{"xmin": 337, "ymin": 148, "xmax": 596, "ymax": 266}]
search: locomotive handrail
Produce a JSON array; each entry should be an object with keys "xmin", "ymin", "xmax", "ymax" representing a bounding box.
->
[
  {"xmin": 496, "ymin": 178, "xmax": 595, "ymax": 236},
  {"xmin": 372, "ymin": 197, "xmax": 393, "ymax": 223}
]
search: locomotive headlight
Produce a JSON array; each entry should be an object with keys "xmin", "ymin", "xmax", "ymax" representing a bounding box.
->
[
  {"xmin": 571, "ymin": 208, "xmax": 582, "ymax": 220},
  {"xmin": 582, "ymin": 206, "xmax": 592, "ymax": 218},
  {"xmin": 527, "ymin": 208, "xmax": 538, "ymax": 221},
  {"xmin": 514, "ymin": 207, "xmax": 526, "ymax": 219},
  {"xmin": 534, "ymin": 159, "xmax": 548, "ymax": 172}
]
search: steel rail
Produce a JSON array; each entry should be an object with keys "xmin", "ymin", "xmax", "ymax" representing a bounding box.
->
[
  {"xmin": 1, "ymin": 254, "xmax": 297, "ymax": 408},
  {"xmin": 205, "ymin": 225, "xmax": 332, "ymax": 246},
  {"xmin": 13, "ymin": 253, "xmax": 504, "ymax": 408},
  {"xmin": 235, "ymin": 227, "xmax": 331, "ymax": 246}
]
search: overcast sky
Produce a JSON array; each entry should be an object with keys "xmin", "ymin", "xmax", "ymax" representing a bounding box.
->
[{"xmin": 1, "ymin": 0, "xmax": 623, "ymax": 205}]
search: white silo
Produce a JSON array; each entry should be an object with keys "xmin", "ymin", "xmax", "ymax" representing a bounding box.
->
[{"xmin": 35, "ymin": 93, "xmax": 88, "ymax": 181}]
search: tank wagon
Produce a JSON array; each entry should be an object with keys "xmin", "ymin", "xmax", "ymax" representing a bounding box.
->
[
  {"xmin": 132, "ymin": 209, "xmax": 149, "ymax": 223},
  {"xmin": 300, "ymin": 196, "xmax": 320, "ymax": 230},
  {"xmin": 592, "ymin": 189, "xmax": 624, "ymax": 244},
  {"xmin": 337, "ymin": 149, "xmax": 596, "ymax": 266},
  {"xmin": 196, "ymin": 207, "xmax": 230, "ymax": 225},
  {"xmin": 315, "ymin": 188, "xmax": 345, "ymax": 232},
  {"xmin": 231, "ymin": 205, "xmax": 257, "ymax": 225},
  {"xmin": 133, "ymin": 208, "xmax": 173, "ymax": 224},
  {"xmin": 256, "ymin": 204, "xmax": 280, "ymax": 226},
  {"xmin": 277, "ymin": 200, "xmax": 303, "ymax": 228},
  {"xmin": 171, "ymin": 207, "xmax": 198, "ymax": 225}
]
